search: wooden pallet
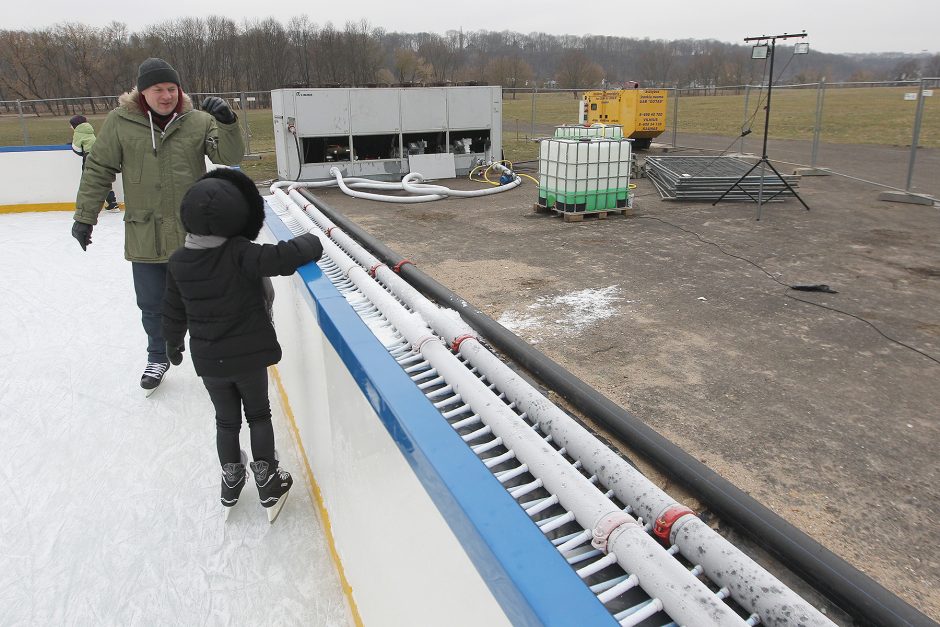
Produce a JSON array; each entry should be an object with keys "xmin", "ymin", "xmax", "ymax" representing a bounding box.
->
[{"xmin": 533, "ymin": 203, "xmax": 629, "ymax": 222}]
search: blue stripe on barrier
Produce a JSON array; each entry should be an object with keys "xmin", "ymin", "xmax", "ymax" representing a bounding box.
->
[
  {"xmin": 0, "ymin": 144, "xmax": 72, "ymax": 153},
  {"xmin": 263, "ymin": 203, "xmax": 616, "ymax": 627}
]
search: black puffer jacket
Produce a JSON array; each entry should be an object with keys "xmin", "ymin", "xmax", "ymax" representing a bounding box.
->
[{"xmin": 163, "ymin": 169, "xmax": 322, "ymax": 377}]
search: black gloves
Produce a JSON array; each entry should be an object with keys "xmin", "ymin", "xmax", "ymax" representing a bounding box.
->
[
  {"xmin": 167, "ymin": 342, "xmax": 185, "ymax": 366},
  {"xmin": 201, "ymin": 96, "xmax": 236, "ymax": 124},
  {"xmin": 71, "ymin": 221, "xmax": 93, "ymax": 251}
]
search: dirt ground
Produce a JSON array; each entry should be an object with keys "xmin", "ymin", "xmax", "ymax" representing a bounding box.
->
[{"xmin": 290, "ymin": 160, "xmax": 940, "ymax": 621}]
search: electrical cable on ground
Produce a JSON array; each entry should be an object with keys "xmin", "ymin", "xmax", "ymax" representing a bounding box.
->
[{"xmin": 633, "ymin": 214, "xmax": 940, "ymax": 366}]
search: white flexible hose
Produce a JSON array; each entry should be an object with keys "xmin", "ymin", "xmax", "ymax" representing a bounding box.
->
[{"xmin": 273, "ymin": 164, "xmax": 522, "ymax": 204}]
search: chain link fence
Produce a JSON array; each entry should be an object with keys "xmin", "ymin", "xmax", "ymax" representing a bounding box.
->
[
  {"xmin": 504, "ymin": 79, "xmax": 940, "ymax": 199},
  {"xmin": 0, "ymin": 90, "xmax": 271, "ymax": 157},
  {"xmin": 3, "ymin": 83, "xmax": 938, "ymax": 197}
]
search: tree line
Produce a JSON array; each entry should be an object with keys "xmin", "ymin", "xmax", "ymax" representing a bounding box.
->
[{"xmin": 2, "ymin": 17, "xmax": 939, "ymax": 109}]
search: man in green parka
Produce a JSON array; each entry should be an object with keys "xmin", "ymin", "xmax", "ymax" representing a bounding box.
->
[{"xmin": 71, "ymin": 57, "xmax": 245, "ymax": 392}]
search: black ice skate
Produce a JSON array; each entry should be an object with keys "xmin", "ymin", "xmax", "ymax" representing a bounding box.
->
[
  {"xmin": 141, "ymin": 362, "xmax": 169, "ymax": 397},
  {"xmin": 249, "ymin": 458, "xmax": 293, "ymax": 523},
  {"xmin": 221, "ymin": 450, "xmax": 249, "ymax": 520}
]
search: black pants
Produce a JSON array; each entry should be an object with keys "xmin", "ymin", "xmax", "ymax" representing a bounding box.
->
[
  {"xmin": 131, "ymin": 262, "xmax": 167, "ymax": 364},
  {"xmin": 202, "ymin": 368, "xmax": 275, "ymax": 467}
]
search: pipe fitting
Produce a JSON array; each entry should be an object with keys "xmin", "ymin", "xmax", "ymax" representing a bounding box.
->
[
  {"xmin": 451, "ymin": 334, "xmax": 477, "ymax": 353},
  {"xmin": 591, "ymin": 511, "xmax": 635, "ymax": 554},
  {"xmin": 652, "ymin": 505, "xmax": 696, "ymax": 546}
]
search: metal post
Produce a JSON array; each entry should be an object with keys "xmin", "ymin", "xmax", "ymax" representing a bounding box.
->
[
  {"xmin": 239, "ymin": 92, "xmax": 251, "ymax": 155},
  {"xmin": 878, "ymin": 78, "xmax": 934, "ymax": 204},
  {"xmin": 810, "ymin": 78, "xmax": 826, "ymax": 168},
  {"xmin": 671, "ymin": 84, "xmax": 679, "ymax": 148},
  {"xmin": 16, "ymin": 100, "xmax": 29, "ymax": 146},
  {"xmin": 905, "ymin": 78, "xmax": 926, "ymax": 191},
  {"xmin": 530, "ymin": 85, "xmax": 537, "ymax": 138},
  {"xmin": 740, "ymin": 84, "xmax": 751, "ymax": 154}
]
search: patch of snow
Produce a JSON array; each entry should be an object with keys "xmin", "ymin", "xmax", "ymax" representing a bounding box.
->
[{"xmin": 498, "ymin": 285, "xmax": 631, "ymax": 338}]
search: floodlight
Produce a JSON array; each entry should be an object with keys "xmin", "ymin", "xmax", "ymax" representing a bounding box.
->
[{"xmin": 720, "ymin": 31, "xmax": 813, "ymax": 219}]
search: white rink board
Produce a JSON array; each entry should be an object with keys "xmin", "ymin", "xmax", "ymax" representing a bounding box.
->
[
  {"xmin": 269, "ymin": 267, "xmax": 511, "ymax": 627},
  {"xmin": 262, "ymin": 204, "xmax": 617, "ymax": 627}
]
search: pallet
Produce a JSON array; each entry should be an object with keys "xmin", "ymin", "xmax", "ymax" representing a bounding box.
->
[{"xmin": 533, "ymin": 203, "xmax": 629, "ymax": 222}]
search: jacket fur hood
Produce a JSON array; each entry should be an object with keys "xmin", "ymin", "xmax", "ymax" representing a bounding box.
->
[
  {"xmin": 118, "ymin": 87, "xmax": 193, "ymax": 116},
  {"xmin": 180, "ymin": 168, "xmax": 265, "ymax": 240}
]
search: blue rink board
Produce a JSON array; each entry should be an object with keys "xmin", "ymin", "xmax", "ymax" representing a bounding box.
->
[{"xmin": 264, "ymin": 204, "xmax": 616, "ymax": 627}]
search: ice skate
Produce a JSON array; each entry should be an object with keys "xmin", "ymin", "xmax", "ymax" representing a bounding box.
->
[
  {"xmin": 221, "ymin": 450, "xmax": 249, "ymax": 520},
  {"xmin": 105, "ymin": 203, "xmax": 122, "ymax": 213},
  {"xmin": 249, "ymin": 458, "xmax": 293, "ymax": 524},
  {"xmin": 141, "ymin": 362, "xmax": 169, "ymax": 397}
]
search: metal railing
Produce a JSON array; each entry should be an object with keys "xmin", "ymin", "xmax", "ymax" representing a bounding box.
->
[{"xmin": 3, "ymin": 81, "xmax": 937, "ymax": 200}]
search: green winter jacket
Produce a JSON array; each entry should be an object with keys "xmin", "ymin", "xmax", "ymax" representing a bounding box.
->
[
  {"xmin": 71, "ymin": 122, "xmax": 97, "ymax": 154},
  {"xmin": 74, "ymin": 89, "xmax": 244, "ymax": 262}
]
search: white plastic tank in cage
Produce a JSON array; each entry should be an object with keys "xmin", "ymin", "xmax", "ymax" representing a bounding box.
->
[
  {"xmin": 538, "ymin": 138, "xmax": 632, "ymax": 212},
  {"xmin": 553, "ymin": 124, "xmax": 624, "ymax": 140}
]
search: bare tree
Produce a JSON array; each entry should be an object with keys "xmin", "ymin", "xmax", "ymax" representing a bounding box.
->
[
  {"xmin": 556, "ymin": 49, "xmax": 604, "ymax": 96},
  {"xmin": 343, "ymin": 20, "xmax": 384, "ymax": 86},
  {"xmin": 1, "ymin": 19, "xmax": 933, "ymax": 110},
  {"xmin": 483, "ymin": 56, "xmax": 534, "ymax": 96},
  {"xmin": 287, "ymin": 15, "xmax": 316, "ymax": 86},
  {"xmin": 418, "ymin": 33, "xmax": 460, "ymax": 83},
  {"xmin": 922, "ymin": 54, "xmax": 940, "ymax": 78},
  {"xmin": 394, "ymin": 48, "xmax": 431, "ymax": 84}
]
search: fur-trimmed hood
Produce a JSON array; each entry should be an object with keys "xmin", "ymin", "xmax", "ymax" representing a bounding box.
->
[
  {"xmin": 118, "ymin": 87, "xmax": 193, "ymax": 116},
  {"xmin": 180, "ymin": 168, "xmax": 265, "ymax": 240}
]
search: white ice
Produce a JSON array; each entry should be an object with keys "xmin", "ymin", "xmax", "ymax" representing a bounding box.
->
[{"xmin": 0, "ymin": 212, "xmax": 352, "ymax": 626}]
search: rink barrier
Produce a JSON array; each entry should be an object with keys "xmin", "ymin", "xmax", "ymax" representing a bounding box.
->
[
  {"xmin": 263, "ymin": 204, "xmax": 616, "ymax": 626},
  {"xmin": 0, "ymin": 145, "xmax": 123, "ymax": 212},
  {"xmin": 0, "ymin": 144, "xmax": 230, "ymax": 213},
  {"xmin": 270, "ymin": 365, "xmax": 363, "ymax": 626}
]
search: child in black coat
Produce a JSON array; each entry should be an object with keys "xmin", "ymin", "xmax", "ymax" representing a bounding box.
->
[{"xmin": 162, "ymin": 168, "xmax": 323, "ymax": 522}]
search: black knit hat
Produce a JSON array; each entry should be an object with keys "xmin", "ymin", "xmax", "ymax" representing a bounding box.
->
[
  {"xmin": 69, "ymin": 115, "xmax": 87, "ymax": 128},
  {"xmin": 180, "ymin": 168, "xmax": 264, "ymax": 239},
  {"xmin": 137, "ymin": 57, "xmax": 181, "ymax": 92}
]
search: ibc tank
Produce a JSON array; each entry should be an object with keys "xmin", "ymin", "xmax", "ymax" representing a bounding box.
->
[
  {"xmin": 553, "ymin": 124, "xmax": 624, "ymax": 140},
  {"xmin": 538, "ymin": 138, "xmax": 632, "ymax": 212}
]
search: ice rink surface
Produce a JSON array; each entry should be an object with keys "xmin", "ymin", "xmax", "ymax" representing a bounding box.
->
[{"xmin": 0, "ymin": 211, "xmax": 351, "ymax": 626}]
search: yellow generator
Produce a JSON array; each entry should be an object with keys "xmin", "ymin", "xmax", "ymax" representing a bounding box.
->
[{"xmin": 580, "ymin": 89, "xmax": 668, "ymax": 150}]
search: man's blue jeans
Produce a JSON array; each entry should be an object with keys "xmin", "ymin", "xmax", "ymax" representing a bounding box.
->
[{"xmin": 131, "ymin": 262, "xmax": 168, "ymax": 364}]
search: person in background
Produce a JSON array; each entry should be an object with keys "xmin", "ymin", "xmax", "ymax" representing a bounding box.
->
[
  {"xmin": 163, "ymin": 168, "xmax": 323, "ymax": 523},
  {"xmin": 70, "ymin": 57, "xmax": 244, "ymax": 394},
  {"xmin": 70, "ymin": 115, "xmax": 121, "ymax": 212}
]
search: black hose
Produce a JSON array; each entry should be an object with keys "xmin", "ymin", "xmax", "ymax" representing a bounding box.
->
[{"xmin": 299, "ymin": 188, "xmax": 937, "ymax": 627}]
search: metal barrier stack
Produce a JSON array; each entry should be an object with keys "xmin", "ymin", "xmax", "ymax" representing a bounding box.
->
[{"xmin": 645, "ymin": 155, "xmax": 801, "ymax": 201}]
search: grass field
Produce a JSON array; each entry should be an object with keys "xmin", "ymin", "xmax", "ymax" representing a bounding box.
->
[
  {"xmin": 504, "ymin": 86, "xmax": 939, "ymax": 161},
  {"xmin": 3, "ymin": 87, "xmax": 937, "ymax": 180}
]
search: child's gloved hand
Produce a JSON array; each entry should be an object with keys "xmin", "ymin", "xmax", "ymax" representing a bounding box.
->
[{"xmin": 167, "ymin": 342, "xmax": 185, "ymax": 366}]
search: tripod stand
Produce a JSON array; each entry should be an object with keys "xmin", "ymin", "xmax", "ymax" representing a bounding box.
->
[{"xmin": 713, "ymin": 32, "xmax": 811, "ymax": 220}]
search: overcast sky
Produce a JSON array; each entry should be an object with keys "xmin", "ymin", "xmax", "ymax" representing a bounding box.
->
[{"xmin": 7, "ymin": 0, "xmax": 938, "ymax": 55}]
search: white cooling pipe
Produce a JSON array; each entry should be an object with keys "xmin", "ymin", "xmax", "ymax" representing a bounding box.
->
[
  {"xmin": 274, "ymin": 196, "xmax": 746, "ymax": 627},
  {"xmin": 269, "ymin": 184, "xmax": 835, "ymax": 627}
]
